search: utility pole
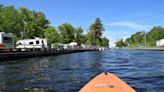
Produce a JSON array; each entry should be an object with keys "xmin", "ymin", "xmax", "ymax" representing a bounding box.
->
[{"xmin": 144, "ymin": 31, "xmax": 147, "ymax": 47}]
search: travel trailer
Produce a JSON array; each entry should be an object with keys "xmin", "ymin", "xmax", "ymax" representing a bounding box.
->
[
  {"xmin": 68, "ymin": 42, "xmax": 78, "ymax": 49},
  {"xmin": 0, "ymin": 32, "xmax": 14, "ymax": 51},
  {"xmin": 156, "ymin": 39, "xmax": 164, "ymax": 47},
  {"xmin": 16, "ymin": 37, "xmax": 49, "ymax": 51}
]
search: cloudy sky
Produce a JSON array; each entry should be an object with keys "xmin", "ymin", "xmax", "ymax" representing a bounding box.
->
[{"xmin": 1, "ymin": 0, "xmax": 164, "ymax": 47}]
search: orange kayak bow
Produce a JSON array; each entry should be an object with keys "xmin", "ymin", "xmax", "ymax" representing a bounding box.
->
[{"xmin": 79, "ymin": 72, "xmax": 136, "ymax": 92}]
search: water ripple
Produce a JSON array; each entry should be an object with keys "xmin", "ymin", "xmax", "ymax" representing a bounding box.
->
[{"xmin": 0, "ymin": 49, "xmax": 164, "ymax": 92}]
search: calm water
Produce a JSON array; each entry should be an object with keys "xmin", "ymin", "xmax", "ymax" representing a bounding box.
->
[{"xmin": 0, "ymin": 49, "xmax": 164, "ymax": 92}]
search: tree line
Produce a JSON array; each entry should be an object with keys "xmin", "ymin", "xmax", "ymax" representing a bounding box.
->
[
  {"xmin": 115, "ymin": 26, "xmax": 164, "ymax": 48},
  {"xmin": 0, "ymin": 4, "xmax": 109, "ymax": 47}
]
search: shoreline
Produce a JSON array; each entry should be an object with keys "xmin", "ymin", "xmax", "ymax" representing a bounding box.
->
[
  {"xmin": 0, "ymin": 49, "xmax": 99, "ymax": 61},
  {"xmin": 127, "ymin": 47, "xmax": 164, "ymax": 51}
]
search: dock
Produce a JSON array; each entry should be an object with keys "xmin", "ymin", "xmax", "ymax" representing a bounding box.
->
[{"xmin": 0, "ymin": 49, "xmax": 98, "ymax": 61}]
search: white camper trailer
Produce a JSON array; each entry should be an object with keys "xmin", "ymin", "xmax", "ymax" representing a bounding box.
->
[
  {"xmin": 16, "ymin": 37, "xmax": 49, "ymax": 51},
  {"xmin": 0, "ymin": 32, "xmax": 14, "ymax": 51},
  {"xmin": 156, "ymin": 39, "xmax": 164, "ymax": 47}
]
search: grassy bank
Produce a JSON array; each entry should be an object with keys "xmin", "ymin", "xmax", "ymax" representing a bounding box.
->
[{"xmin": 127, "ymin": 46, "xmax": 164, "ymax": 51}]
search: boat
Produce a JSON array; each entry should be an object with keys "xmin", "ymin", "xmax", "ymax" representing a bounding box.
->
[{"xmin": 79, "ymin": 72, "xmax": 136, "ymax": 92}]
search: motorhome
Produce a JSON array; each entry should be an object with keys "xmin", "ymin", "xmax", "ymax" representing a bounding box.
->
[
  {"xmin": 16, "ymin": 37, "xmax": 49, "ymax": 51},
  {"xmin": 0, "ymin": 32, "xmax": 14, "ymax": 51}
]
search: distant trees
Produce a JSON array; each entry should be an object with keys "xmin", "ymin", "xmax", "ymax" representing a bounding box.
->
[
  {"xmin": 44, "ymin": 27, "xmax": 59, "ymax": 43},
  {"xmin": 101, "ymin": 37, "xmax": 110, "ymax": 47},
  {"xmin": 115, "ymin": 39, "xmax": 126, "ymax": 48},
  {"xmin": 0, "ymin": 4, "xmax": 109, "ymax": 47},
  {"xmin": 147, "ymin": 26, "xmax": 164, "ymax": 46},
  {"xmin": 125, "ymin": 32, "xmax": 144, "ymax": 47},
  {"xmin": 58, "ymin": 23, "xmax": 75, "ymax": 44},
  {"xmin": 124, "ymin": 26, "xmax": 164, "ymax": 47},
  {"xmin": 74, "ymin": 27, "xmax": 83, "ymax": 46}
]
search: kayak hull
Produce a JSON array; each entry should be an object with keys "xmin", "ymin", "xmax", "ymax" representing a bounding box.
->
[{"xmin": 79, "ymin": 72, "xmax": 136, "ymax": 92}]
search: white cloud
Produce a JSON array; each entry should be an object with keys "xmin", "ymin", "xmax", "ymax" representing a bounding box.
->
[
  {"xmin": 108, "ymin": 22, "xmax": 149, "ymax": 30},
  {"xmin": 104, "ymin": 30, "xmax": 132, "ymax": 47},
  {"xmin": 136, "ymin": 14, "xmax": 164, "ymax": 23},
  {"xmin": 103, "ymin": 31, "xmax": 125, "ymax": 47},
  {"xmin": 119, "ymin": 30, "xmax": 129, "ymax": 35},
  {"xmin": 106, "ymin": 36, "xmax": 116, "ymax": 48},
  {"xmin": 105, "ymin": 21, "xmax": 154, "ymax": 47}
]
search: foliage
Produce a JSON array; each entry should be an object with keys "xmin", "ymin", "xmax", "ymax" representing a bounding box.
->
[
  {"xmin": 81, "ymin": 34, "xmax": 87, "ymax": 44},
  {"xmin": 125, "ymin": 32, "xmax": 144, "ymax": 47},
  {"xmin": 0, "ymin": 5, "xmax": 50, "ymax": 40},
  {"xmin": 147, "ymin": 26, "xmax": 164, "ymax": 46},
  {"xmin": 53, "ymin": 43, "xmax": 60, "ymax": 48},
  {"xmin": 89, "ymin": 18, "xmax": 105, "ymax": 38},
  {"xmin": 19, "ymin": 7, "xmax": 49, "ymax": 39},
  {"xmin": 58, "ymin": 23, "xmax": 75, "ymax": 44},
  {"xmin": 125, "ymin": 26, "xmax": 164, "ymax": 47},
  {"xmin": 87, "ymin": 18, "xmax": 105, "ymax": 46},
  {"xmin": 74, "ymin": 27, "xmax": 83, "ymax": 46},
  {"xmin": 0, "ymin": 4, "xmax": 109, "ymax": 47},
  {"xmin": 0, "ymin": 6, "xmax": 23, "ymax": 38},
  {"xmin": 115, "ymin": 39, "xmax": 126, "ymax": 48},
  {"xmin": 101, "ymin": 37, "xmax": 110, "ymax": 47},
  {"xmin": 44, "ymin": 27, "xmax": 59, "ymax": 43}
]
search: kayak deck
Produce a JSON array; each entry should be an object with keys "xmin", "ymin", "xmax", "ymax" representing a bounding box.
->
[{"xmin": 79, "ymin": 72, "xmax": 136, "ymax": 92}]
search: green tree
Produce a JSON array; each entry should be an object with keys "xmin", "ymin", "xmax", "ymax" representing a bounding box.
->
[
  {"xmin": 19, "ymin": 7, "xmax": 49, "ymax": 39},
  {"xmin": 147, "ymin": 26, "xmax": 164, "ymax": 46},
  {"xmin": 115, "ymin": 39, "xmax": 125, "ymax": 48},
  {"xmin": 125, "ymin": 26, "xmax": 164, "ymax": 47},
  {"xmin": 74, "ymin": 27, "xmax": 83, "ymax": 46},
  {"xmin": 81, "ymin": 34, "xmax": 87, "ymax": 44},
  {"xmin": 0, "ymin": 4, "xmax": 4, "ymax": 32},
  {"xmin": 87, "ymin": 18, "xmax": 105, "ymax": 46},
  {"xmin": 101, "ymin": 37, "xmax": 109, "ymax": 47},
  {"xmin": 131, "ymin": 32, "xmax": 144, "ymax": 46},
  {"xmin": 44, "ymin": 27, "xmax": 59, "ymax": 43},
  {"xmin": 0, "ymin": 6, "xmax": 23, "ymax": 39},
  {"xmin": 0, "ymin": 4, "xmax": 3, "ymax": 12},
  {"xmin": 0, "ymin": 4, "xmax": 110, "ymax": 47},
  {"xmin": 125, "ymin": 31, "xmax": 145, "ymax": 47},
  {"xmin": 58, "ymin": 23, "xmax": 75, "ymax": 44}
]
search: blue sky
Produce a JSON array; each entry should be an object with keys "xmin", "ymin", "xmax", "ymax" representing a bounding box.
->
[{"xmin": 1, "ymin": 0, "xmax": 164, "ymax": 47}]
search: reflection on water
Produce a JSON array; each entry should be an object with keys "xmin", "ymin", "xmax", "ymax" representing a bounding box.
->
[{"xmin": 0, "ymin": 49, "xmax": 164, "ymax": 92}]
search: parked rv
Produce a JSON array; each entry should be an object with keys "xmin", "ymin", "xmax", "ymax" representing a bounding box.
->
[
  {"xmin": 0, "ymin": 32, "xmax": 14, "ymax": 51},
  {"xmin": 156, "ymin": 39, "xmax": 164, "ymax": 47},
  {"xmin": 16, "ymin": 37, "xmax": 50, "ymax": 51},
  {"xmin": 57, "ymin": 44, "xmax": 68, "ymax": 50},
  {"xmin": 68, "ymin": 42, "xmax": 78, "ymax": 49}
]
